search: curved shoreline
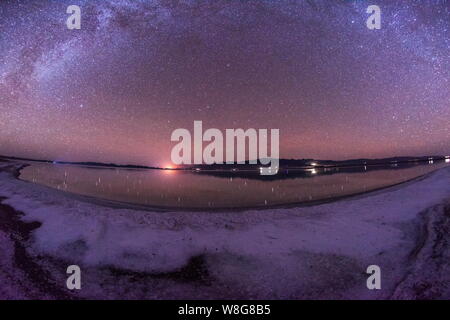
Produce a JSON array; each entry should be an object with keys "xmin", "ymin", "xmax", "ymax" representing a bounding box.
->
[{"xmin": 15, "ymin": 161, "xmax": 449, "ymax": 213}]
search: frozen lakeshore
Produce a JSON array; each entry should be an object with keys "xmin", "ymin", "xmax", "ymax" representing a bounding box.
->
[{"xmin": 0, "ymin": 160, "xmax": 449, "ymax": 299}]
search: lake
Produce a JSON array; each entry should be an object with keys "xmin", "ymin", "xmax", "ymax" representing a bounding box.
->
[{"xmin": 19, "ymin": 161, "xmax": 449, "ymax": 210}]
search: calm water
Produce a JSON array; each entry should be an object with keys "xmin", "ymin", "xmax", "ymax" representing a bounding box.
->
[{"xmin": 19, "ymin": 161, "xmax": 449, "ymax": 209}]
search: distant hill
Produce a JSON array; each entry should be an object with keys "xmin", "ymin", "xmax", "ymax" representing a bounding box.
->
[
  {"xmin": 0, "ymin": 154, "xmax": 447, "ymax": 171},
  {"xmin": 180, "ymin": 155, "xmax": 447, "ymax": 170},
  {"xmin": 0, "ymin": 155, "xmax": 159, "ymax": 170}
]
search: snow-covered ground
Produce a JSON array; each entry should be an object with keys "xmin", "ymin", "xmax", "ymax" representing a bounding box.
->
[{"xmin": 0, "ymin": 161, "xmax": 449, "ymax": 299}]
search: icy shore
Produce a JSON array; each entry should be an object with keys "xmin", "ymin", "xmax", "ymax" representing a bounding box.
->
[{"xmin": 0, "ymin": 161, "xmax": 449, "ymax": 299}]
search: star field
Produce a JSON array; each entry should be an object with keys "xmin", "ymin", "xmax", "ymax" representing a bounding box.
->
[{"xmin": 0, "ymin": 0, "xmax": 449, "ymax": 166}]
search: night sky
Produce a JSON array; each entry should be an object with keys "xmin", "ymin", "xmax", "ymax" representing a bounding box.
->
[{"xmin": 0, "ymin": 0, "xmax": 449, "ymax": 166}]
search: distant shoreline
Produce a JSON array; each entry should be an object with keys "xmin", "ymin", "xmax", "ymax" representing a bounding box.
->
[{"xmin": 1, "ymin": 154, "xmax": 448, "ymax": 172}]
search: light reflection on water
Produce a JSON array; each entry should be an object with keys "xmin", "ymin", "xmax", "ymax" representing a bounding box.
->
[{"xmin": 19, "ymin": 162, "xmax": 449, "ymax": 209}]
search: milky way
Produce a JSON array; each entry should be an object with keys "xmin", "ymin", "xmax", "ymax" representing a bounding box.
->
[{"xmin": 0, "ymin": 0, "xmax": 449, "ymax": 166}]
